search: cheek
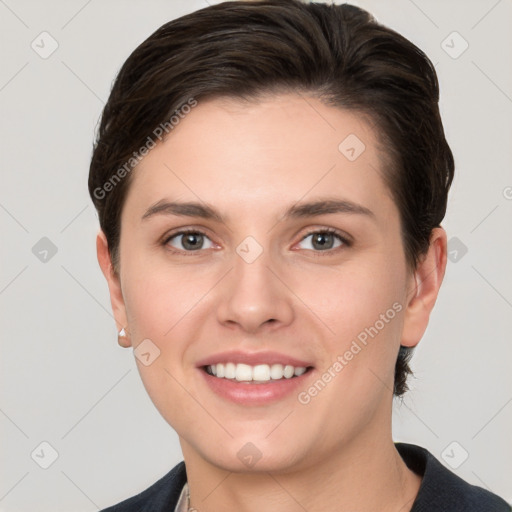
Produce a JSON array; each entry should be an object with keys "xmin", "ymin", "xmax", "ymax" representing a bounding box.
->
[
  {"xmin": 303, "ymin": 264, "xmax": 402, "ymax": 332},
  {"xmin": 293, "ymin": 267, "xmax": 405, "ymax": 424},
  {"xmin": 122, "ymin": 255, "xmax": 216, "ymax": 340},
  {"xmin": 294, "ymin": 255, "xmax": 406, "ymax": 378},
  {"xmin": 120, "ymin": 263, "xmax": 214, "ymax": 428},
  {"xmin": 120, "ymin": 258, "xmax": 218, "ymax": 387}
]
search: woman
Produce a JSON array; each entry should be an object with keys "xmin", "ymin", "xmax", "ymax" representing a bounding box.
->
[{"xmin": 89, "ymin": 1, "xmax": 510, "ymax": 510}]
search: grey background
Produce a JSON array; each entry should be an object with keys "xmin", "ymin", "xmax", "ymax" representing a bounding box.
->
[{"xmin": 1, "ymin": 0, "xmax": 511, "ymax": 510}]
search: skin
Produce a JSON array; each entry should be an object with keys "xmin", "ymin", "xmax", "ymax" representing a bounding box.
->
[{"xmin": 97, "ymin": 93, "xmax": 447, "ymax": 512}]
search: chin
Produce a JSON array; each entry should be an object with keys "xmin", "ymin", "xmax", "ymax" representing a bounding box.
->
[{"xmin": 196, "ymin": 438, "xmax": 309, "ymax": 475}]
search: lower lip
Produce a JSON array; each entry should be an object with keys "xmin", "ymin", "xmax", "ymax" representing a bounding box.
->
[{"xmin": 199, "ymin": 368, "xmax": 314, "ymax": 406}]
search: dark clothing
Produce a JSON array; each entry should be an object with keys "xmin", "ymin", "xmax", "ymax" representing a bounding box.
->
[
  {"xmin": 395, "ymin": 443, "xmax": 510, "ymax": 511},
  {"xmin": 101, "ymin": 442, "xmax": 510, "ymax": 511}
]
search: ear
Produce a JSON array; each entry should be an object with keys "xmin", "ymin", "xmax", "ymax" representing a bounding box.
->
[
  {"xmin": 96, "ymin": 230, "xmax": 131, "ymax": 348},
  {"xmin": 401, "ymin": 227, "xmax": 447, "ymax": 348}
]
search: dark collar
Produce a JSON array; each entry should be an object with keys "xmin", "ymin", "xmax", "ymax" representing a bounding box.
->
[
  {"xmin": 102, "ymin": 443, "xmax": 510, "ymax": 511},
  {"xmin": 396, "ymin": 442, "xmax": 510, "ymax": 511}
]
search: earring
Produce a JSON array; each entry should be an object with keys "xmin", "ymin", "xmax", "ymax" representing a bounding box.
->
[{"xmin": 117, "ymin": 327, "xmax": 130, "ymax": 347}]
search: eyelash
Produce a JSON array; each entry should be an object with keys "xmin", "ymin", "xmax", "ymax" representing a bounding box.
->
[
  {"xmin": 161, "ymin": 227, "xmax": 352, "ymax": 257},
  {"xmin": 298, "ymin": 228, "xmax": 352, "ymax": 257}
]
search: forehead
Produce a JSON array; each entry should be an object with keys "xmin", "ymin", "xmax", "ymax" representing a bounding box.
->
[{"xmin": 124, "ymin": 93, "xmax": 397, "ymax": 224}]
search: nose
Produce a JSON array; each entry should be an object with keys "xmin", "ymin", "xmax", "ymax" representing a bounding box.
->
[{"xmin": 216, "ymin": 246, "xmax": 294, "ymax": 334}]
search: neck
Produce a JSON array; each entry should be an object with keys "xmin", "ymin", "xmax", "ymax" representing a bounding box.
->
[{"xmin": 180, "ymin": 421, "xmax": 421, "ymax": 512}]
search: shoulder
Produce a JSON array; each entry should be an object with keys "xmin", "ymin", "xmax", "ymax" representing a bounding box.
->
[
  {"xmin": 396, "ymin": 442, "xmax": 511, "ymax": 512},
  {"xmin": 100, "ymin": 461, "xmax": 187, "ymax": 512}
]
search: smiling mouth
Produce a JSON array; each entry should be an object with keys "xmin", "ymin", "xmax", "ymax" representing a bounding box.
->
[{"xmin": 203, "ymin": 363, "xmax": 314, "ymax": 383}]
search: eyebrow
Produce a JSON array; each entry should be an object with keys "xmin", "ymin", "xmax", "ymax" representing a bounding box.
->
[{"xmin": 141, "ymin": 198, "xmax": 375, "ymax": 223}]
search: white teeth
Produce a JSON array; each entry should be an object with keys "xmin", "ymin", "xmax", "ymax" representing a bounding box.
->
[
  {"xmin": 253, "ymin": 364, "xmax": 270, "ymax": 381},
  {"xmin": 235, "ymin": 363, "xmax": 252, "ymax": 381},
  {"xmin": 283, "ymin": 365, "xmax": 295, "ymax": 379},
  {"xmin": 294, "ymin": 366, "xmax": 306, "ymax": 376},
  {"xmin": 225, "ymin": 362, "xmax": 236, "ymax": 379},
  {"xmin": 206, "ymin": 363, "xmax": 308, "ymax": 382},
  {"xmin": 270, "ymin": 364, "xmax": 284, "ymax": 379}
]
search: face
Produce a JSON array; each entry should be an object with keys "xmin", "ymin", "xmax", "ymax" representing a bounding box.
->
[{"xmin": 105, "ymin": 93, "xmax": 426, "ymax": 473}]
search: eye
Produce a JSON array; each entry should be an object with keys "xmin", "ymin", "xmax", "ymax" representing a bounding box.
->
[
  {"xmin": 164, "ymin": 230, "xmax": 215, "ymax": 252},
  {"xmin": 296, "ymin": 229, "xmax": 349, "ymax": 252}
]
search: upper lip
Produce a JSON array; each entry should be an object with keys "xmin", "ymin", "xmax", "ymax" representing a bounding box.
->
[{"xmin": 196, "ymin": 350, "xmax": 314, "ymax": 368}]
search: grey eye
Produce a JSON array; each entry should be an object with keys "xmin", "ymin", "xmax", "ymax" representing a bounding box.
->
[
  {"xmin": 298, "ymin": 232, "xmax": 344, "ymax": 251},
  {"xmin": 168, "ymin": 232, "xmax": 214, "ymax": 251}
]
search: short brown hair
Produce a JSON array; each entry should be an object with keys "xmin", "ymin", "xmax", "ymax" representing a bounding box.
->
[{"xmin": 89, "ymin": 0, "xmax": 454, "ymax": 396}]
